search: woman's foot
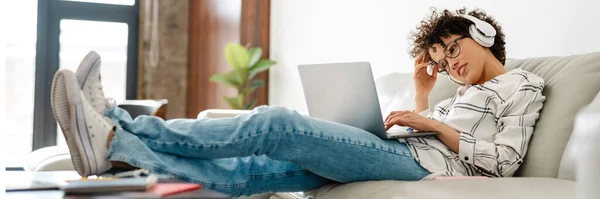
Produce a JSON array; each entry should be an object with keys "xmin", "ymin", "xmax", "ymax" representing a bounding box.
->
[
  {"xmin": 74, "ymin": 51, "xmax": 107, "ymax": 114},
  {"xmin": 51, "ymin": 69, "xmax": 112, "ymax": 177}
]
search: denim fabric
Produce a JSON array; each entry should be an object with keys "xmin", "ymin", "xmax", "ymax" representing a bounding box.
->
[{"xmin": 105, "ymin": 105, "xmax": 430, "ymax": 197}]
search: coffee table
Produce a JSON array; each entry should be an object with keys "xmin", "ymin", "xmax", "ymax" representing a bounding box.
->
[{"xmin": 5, "ymin": 171, "xmax": 232, "ymax": 199}]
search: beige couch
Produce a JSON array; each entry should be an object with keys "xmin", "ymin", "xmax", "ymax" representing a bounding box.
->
[
  {"xmin": 29, "ymin": 52, "xmax": 600, "ymax": 198},
  {"xmin": 207, "ymin": 52, "xmax": 600, "ymax": 199}
]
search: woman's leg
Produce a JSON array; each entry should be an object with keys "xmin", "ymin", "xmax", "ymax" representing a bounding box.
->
[
  {"xmin": 50, "ymin": 68, "xmax": 335, "ymax": 197},
  {"xmin": 106, "ymin": 105, "xmax": 430, "ymax": 185},
  {"xmin": 110, "ymin": 132, "xmax": 332, "ymax": 197},
  {"xmin": 107, "ymin": 106, "xmax": 334, "ymax": 197}
]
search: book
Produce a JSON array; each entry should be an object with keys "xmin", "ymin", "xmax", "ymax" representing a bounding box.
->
[
  {"xmin": 6, "ymin": 180, "xmax": 60, "ymax": 191},
  {"xmin": 147, "ymin": 183, "xmax": 202, "ymax": 197},
  {"xmin": 60, "ymin": 175, "xmax": 157, "ymax": 194}
]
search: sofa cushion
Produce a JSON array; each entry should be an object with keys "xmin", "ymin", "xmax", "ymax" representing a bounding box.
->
[
  {"xmin": 305, "ymin": 178, "xmax": 574, "ymax": 199},
  {"xmin": 427, "ymin": 52, "xmax": 600, "ymax": 178},
  {"xmin": 375, "ymin": 72, "xmax": 416, "ymax": 116},
  {"xmin": 506, "ymin": 52, "xmax": 600, "ymax": 177}
]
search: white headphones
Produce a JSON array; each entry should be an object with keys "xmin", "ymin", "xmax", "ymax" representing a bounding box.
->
[
  {"xmin": 462, "ymin": 14, "xmax": 496, "ymax": 47},
  {"xmin": 444, "ymin": 14, "xmax": 497, "ymax": 86}
]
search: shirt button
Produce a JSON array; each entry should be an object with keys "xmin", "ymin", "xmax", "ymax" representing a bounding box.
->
[
  {"xmin": 517, "ymin": 160, "xmax": 523, "ymax": 164},
  {"xmin": 464, "ymin": 157, "xmax": 469, "ymax": 161}
]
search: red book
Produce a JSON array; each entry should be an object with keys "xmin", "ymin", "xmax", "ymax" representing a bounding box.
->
[{"xmin": 147, "ymin": 183, "xmax": 202, "ymax": 197}]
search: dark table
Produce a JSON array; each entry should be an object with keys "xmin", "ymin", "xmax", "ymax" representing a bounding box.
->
[{"xmin": 5, "ymin": 171, "xmax": 232, "ymax": 199}]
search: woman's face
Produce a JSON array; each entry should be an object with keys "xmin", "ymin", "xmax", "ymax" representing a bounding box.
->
[{"xmin": 428, "ymin": 34, "xmax": 487, "ymax": 84}]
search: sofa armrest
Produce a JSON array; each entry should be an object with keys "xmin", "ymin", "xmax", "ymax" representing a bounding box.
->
[
  {"xmin": 26, "ymin": 145, "xmax": 74, "ymax": 172},
  {"xmin": 563, "ymin": 106, "xmax": 600, "ymax": 198},
  {"xmin": 197, "ymin": 109, "xmax": 253, "ymax": 119},
  {"xmin": 559, "ymin": 91, "xmax": 600, "ymax": 181}
]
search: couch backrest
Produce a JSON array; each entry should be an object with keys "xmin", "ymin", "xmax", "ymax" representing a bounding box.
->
[
  {"xmin": 427, "ymin": 52, "xmax": 600, "ymax": 178},
  {"xmin": 376, "ymin": 72, "xmax": 417, "ymax": 117}
]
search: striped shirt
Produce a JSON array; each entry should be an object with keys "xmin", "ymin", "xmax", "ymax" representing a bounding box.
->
[{"xmin": 401, "ymin": 68, "xmax": 546, "ymax": 179}]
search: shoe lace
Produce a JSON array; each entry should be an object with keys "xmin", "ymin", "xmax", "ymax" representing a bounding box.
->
[{"xmin": 86, "ymin": 77, "xmax": 107, "ymax": 109}]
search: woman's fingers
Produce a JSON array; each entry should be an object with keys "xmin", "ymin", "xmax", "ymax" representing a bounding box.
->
[
  {"xmin": 385, "ymin": 118, "xmax": 398, "ymax": 131},
  {"xmin": 385, "ymin": 110, "xmax": 411, "ymax": 124},
  {"xmin": 386, "ymin": 110, "xmax": 406, "ymax": 122},
  {"xmin": 388, "ymin": 117, "xmax": 405, "ymax": 127},
  {"xmin": 414, "ymin": 52, "xmax": 421, "ymax": 65},
  {"xmin": 385, "ymin": 111, "xmax": 399, "ymax": 123},
  {"xmin": 414, "ymin": 51, "xmax": 425, "ymax": 66},
  {"xmin": 415, "ymin": 63, "xmax": 429, "ymax": 72},
  {"xmin": 386, "ymin": 114, "xmax": 415, "ymax": 131},
  {"xmin": 432, "ymin": 64, "xmax": 439, "ymax": 79}
]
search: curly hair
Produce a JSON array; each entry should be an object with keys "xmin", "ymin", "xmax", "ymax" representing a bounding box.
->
[{"xmin": 409, "ymin": 8, "xmax": 506, "ymax": 64}]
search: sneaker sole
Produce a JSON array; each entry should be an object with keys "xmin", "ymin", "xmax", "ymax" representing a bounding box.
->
[
  {"xmin": 75, "ymin": 51, "xmax": 101, "ymax": 89},
  {"xmin": 51, "ymin": 70, "xmax": 98, "ymax": 177}
]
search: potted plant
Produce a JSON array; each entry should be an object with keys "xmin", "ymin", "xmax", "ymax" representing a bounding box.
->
[{"xmin": 209, "ymin": 43, "xmax": 276, "ymax": 110}]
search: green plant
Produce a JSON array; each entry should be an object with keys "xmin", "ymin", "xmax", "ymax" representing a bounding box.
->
[{"xmin": 209, "ymin": 43, "xmax": 276, "ymax": 110}]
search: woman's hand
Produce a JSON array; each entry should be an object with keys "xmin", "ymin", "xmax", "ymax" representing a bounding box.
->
[
  {"xmin": 385, "ymin": 109, "xmax": 461, "ymax": 153},
  {"xmin": 384, "ymin": 110, "xmax": 438, "ymax": 132},
  {"xmin": 413, "ymin": 51, "xmax": 438, "ymax": 97}
]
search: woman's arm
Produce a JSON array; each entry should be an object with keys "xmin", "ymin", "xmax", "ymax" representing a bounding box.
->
[
  {"xmin": 431, "ymin": 121, "xmax": 460, "ymax": 153},
  {"xmin": 413, "ymin": 51, "xmax": 437, "ymax": 113},
  {"xmin": 415, "ymin": 95, "xmax": 430, "ymax": 113},
  {"xmin": 387, "ymin": 80, "xmax": 545, "ymax": 177},
  {"xmin": 455, "ymin": 81, "xmax": 546, "ymax": 177},
  {"xmin": 386, "ymin": 110, "xmax": 458, "ymax": 153}
]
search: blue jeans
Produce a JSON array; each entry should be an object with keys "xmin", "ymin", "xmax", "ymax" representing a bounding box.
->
[{"xmin": 105, "ymin": 105, "xmax": 430, "ymax": 197}]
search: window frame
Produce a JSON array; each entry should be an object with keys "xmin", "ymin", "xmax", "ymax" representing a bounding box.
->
[{"xmin": 31, "ymin": 0, "xmax": 139, "ymax": 152}]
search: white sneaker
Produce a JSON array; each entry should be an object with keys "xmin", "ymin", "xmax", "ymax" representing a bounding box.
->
[
  {"xmin": 75, "ymin": 51, "xmax": 107, "ymax": 114},
  {"xmin": 51, "ymin": 69, "xmax": 112, "ymax": 177}
]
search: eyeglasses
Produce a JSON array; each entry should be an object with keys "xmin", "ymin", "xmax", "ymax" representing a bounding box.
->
[{"xmin": 429, "ymin": 35, "xmax": 469, "ymax": 75}]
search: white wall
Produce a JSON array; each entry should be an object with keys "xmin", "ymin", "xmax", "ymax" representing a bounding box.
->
[{"xmin": 269, "ymin": 0, "xmax": 600, "ymax": 112}]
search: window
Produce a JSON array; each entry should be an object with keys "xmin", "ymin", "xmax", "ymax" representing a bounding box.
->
[
  {"xmin": 3, "ymin": 0, "xmax": 139, "ymax": 169},
  {"xmin": 56, "ymin": 20, "xmax": 129, "ymax": 146},
  {"xmin": 4, "ymin": 0, "xmax": 38, "ymax": 168},
  {"xmin": 59, "ymin": 20, "xmax": 129, "ymax": 102}
]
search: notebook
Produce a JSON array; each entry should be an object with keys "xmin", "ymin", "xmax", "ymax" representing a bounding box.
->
[
  {"xmin": 60, "ymin": 175, "xmax": 158, "ymax": 194},
  {"xmin": 147, "ymin": 183, "xmax": 202, "ymax": 196}
]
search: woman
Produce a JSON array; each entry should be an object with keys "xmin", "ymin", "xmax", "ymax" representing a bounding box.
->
[{"xmin": 51, "ymin": 8, "xmax": 545, "ymax": 197}]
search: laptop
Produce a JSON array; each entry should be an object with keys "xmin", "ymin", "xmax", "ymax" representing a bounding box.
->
[{"xmin": 298, "ymin": 62, "xmax": 439, "ymax": 139}]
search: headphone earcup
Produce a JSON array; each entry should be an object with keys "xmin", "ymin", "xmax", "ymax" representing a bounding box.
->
[{"xmin": 468, "ymin": 25, "xmax": 494, "ymax": 47}]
